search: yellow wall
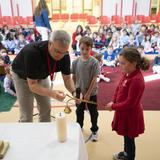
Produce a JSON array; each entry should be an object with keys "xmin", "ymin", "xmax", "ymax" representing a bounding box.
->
[{"xmin": 33, "ymin": 0, "xmax": 102, "ymax": 17}]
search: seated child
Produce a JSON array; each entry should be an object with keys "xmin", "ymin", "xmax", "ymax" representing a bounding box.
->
[
  {"xmin": 93, "ymin": 51, "xmax": 110, "ymax": 83},
  {"xmin": 0, "ymin": 56, "xmax": 5, "ymax": 82},
  {"xmin": 152, "ymin": 53, "xmax": 160, "ymax": 74},
  {"xmin": 142, "ymin": 34, "xmax": 154, "ymax": 54},
  {"xmin": 3, "ymin": 66, "xmax": 16, "ymax": 97},
  {"xmin": 137, "ymin": 45, "xmax": 145, "ymax": 56},
  {"xmin": 2, "ymin": 32, "xmax": 16, "ymax": 54},
  {"xmin": 14, "ymin": 33, "xmax": 28, "ymax": 54},
  {"xmin": 92, "ymin": 32, "xmax": 104, "ymax": 50},
  {"xmin": 128, "ymin": 34, "xmax": 137, "ymax": 47},
  {"xmin": 0, "ymin": 48, "xmax": 11, "ymax": 65},
  {"xmin": 103, "ymin": 45, "xmax": 117, "ymax": 67}
]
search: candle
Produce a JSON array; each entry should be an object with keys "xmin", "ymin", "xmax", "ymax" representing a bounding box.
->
[{"xmin": 56, "ymin": 112, "xmax": 67, "ymax": 142}]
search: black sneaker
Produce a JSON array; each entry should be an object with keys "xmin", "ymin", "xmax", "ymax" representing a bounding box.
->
[{"xmin": 113, "ymin": 151, "xmax": 127, "ymax": 160}]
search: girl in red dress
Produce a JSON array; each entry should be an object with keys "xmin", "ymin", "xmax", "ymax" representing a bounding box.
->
[{"xmin": 105, "ymin": 47, "xmax": 150, "ymax": 160}]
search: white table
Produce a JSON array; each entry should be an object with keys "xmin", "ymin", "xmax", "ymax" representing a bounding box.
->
[{"xmin": 0, "ymin": 122, "xmax": 88, "ymax": 160}]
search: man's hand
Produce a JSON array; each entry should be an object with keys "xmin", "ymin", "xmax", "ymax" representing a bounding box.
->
[{"xmin": 51, "ymin": 90, "xmax": 66, "ymax": 101}]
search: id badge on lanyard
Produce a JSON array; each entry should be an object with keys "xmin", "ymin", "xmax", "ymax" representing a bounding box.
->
[
  {"xmin": 46, "ymin": 49, "xmax": 57, "ymax": 90},
  {"xmin": 49, "ymin": 64, "xmax": 57, "ymax": 89},
  {"xmin": 51, "ymin": 81, "xmax": 53, "ymax": 89},
  {"xmin": 50, "ymin": 72, "xmax": 56, "ymax": 89}
]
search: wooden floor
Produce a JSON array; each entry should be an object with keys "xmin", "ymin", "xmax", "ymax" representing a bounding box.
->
[{"xmin": 0, "ymin": 107, "xmax": 160, "ymax": 160}]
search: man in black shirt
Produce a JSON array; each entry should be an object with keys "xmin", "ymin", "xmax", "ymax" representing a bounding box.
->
[{"xmin": 12, "ymin": 30, "xmax": 75, "ymax": 122}]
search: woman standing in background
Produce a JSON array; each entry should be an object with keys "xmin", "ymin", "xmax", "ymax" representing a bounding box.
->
[{"xmin": 34, "ymin": 0, "xmax": 52, "ymax": 41}]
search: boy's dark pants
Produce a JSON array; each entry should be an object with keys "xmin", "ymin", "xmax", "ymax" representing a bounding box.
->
[
  {"xmin": 76, "ymin": 95, "xmax": 99, "ymax": 132},
  {"xmin": 124, "ymin": 136, "xmax": 135, "ymax": 160}
]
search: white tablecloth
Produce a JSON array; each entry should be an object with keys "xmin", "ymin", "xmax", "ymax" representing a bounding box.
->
[{"xmin": 0, "ymin": 122, "xmax": 88, "ymax": 160}]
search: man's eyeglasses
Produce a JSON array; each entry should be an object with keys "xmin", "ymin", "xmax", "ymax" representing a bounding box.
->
[{"xmin": 53, "ymin": 47, "xmax": 69, "ymax": 56}]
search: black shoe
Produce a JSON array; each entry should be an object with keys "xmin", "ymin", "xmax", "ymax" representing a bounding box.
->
[{"xmin": 113, "ymin": 151, "xmax": 127, "ymax": 160}]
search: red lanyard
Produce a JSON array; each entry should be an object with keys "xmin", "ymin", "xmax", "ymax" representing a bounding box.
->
[{"xmin": 46, "ymin": 50, "xmax": 57, "ymax": 82}]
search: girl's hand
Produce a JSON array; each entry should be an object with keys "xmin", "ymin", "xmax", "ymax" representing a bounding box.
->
[
  {"xmin": 105, "ymin": 101, "xmax": 114, "ymax": 111},
  {"xmin": 83, "ymin": 93, "xmax": 90, "ymax": 101}
]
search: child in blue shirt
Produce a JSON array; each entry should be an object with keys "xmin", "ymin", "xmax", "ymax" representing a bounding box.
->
[{"xmin": 103, "ymin": 45, "xmax": 117, "ymax": 67}]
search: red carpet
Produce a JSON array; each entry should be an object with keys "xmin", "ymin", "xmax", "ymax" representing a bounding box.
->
[{"xmin": 97, "ymin": 66, "xmax": 160, "ymax": 110}]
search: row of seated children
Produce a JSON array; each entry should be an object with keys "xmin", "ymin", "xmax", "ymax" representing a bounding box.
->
[
  {"xmin": 134, "ymin": 44, "xmax": 160, "ymax": 74},
  {"xmin": 101, "ymin": 44, "xmax": 160, "ymax": 75},
  {"xmin": 0, "ymin": 25, "xmax": 42, "ymax": 54},
  {"xmin": 1, "ymin": 32, "xmax": 28, "ymax": 54},
  {"xmin": 71, "ymin": 24, "xmax": 160, "ymax": 58}
]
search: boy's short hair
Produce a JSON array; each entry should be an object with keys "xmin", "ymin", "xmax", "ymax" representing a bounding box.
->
[{"xmin": 79, "ymin": 36, "xmax": 93, "ymax": 48}]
